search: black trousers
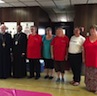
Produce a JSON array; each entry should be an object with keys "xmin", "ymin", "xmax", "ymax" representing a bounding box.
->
[
  {"xmin": 69, "ymin": 53, "xmax": 82, "ymax": 82},
  {"xmin": 29, "ymin": 59, "xmax": 40, "ymax": 78}
]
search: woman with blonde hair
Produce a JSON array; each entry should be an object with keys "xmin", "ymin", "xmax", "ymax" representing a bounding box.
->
[{"xmin": 51, "ymin": 27, "xmax": 69, "ymax": 82}]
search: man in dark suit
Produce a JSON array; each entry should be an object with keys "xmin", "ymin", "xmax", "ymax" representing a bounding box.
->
[
  {"xmin": 0, "ymin": 24, "xmax": 12, "ymax": 79},
  {"xmin": 13, "ymin": 25, "xmax": 27, "ymax": 78}
]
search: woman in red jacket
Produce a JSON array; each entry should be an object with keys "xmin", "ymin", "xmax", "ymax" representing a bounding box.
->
[{"xmin": 27, "ymin": 26, "xmax": 42, "ymax": 80}]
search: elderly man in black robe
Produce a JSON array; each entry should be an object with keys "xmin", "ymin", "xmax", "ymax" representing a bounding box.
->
[
  {"xmin": 0, "ymin": 24, "xmax": 12, "ymax": 79},
  {"xmin": 13, "ymin": 25, "xmax": 27, "ymax": 78}
]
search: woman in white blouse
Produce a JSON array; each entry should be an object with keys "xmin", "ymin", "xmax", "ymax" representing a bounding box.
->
[{"xmin": 68, "ymin": 27, "xmax": 85, "ymax": 86}]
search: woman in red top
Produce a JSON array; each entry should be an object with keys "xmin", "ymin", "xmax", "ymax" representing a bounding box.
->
[
  {"xmin": 83, "ymin": 25, "xmax": 97, "ymax": 94},
  {"xmin": 51, "ymin": 27, "xmax": 69, "ymax": 82},
  {"xmin": 27, "ymin": 26, "xmax": 42, "ymax": 80}
]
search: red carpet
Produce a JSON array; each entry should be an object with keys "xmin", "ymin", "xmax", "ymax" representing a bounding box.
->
[{"xmin": 0, "ymin": 88, "xmax": 52, "ymax": 96}]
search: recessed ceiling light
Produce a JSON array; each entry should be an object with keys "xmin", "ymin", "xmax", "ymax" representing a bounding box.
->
[
  {"xmin": 60, "ymin": 17, "xmax": 67, "ymax": 22},
  {"xmin": 0, "ymin": 0, "xmax": 5, "ymax": 3}
]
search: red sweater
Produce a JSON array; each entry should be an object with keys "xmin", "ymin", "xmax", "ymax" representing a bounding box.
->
[
  {"xmin": 27, "ymin": 34, "xmax": 42, "ymax": 59},
  {"xmin": 51, "ymin": 36, "xmax": 69, "ymax": 61},
  {"xmin": 83, "ymin": 37, "xmax": 97, "ymax": 68}
]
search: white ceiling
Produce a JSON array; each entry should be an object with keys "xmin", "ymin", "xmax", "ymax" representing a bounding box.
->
[
  {"xmin": 1, "ymin": 0, "xmax": 97, "ymax": 22},
  {"xmin": 1, "ymin": 0, "xmax": 97, "ymax": 8}
]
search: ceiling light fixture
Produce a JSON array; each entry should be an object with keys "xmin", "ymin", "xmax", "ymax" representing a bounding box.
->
[
  {"xmin": 0, "ymin": 0, "xmax": 5, "ymax": 3},
  {"xmin": 60, "ymin": 17, "xmax": 67, "ymax": 22}
]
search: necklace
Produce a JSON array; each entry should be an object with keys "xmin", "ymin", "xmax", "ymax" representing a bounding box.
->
[
  {"xmin": 2, "ymin": 34, "xmax": 6, "ymax": 47},
  {"xmin": 15, "ymin": 33, "xmax": 21, "ymax": 45}
]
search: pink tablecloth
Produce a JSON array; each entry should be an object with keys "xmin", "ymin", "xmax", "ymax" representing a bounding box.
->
[{"xmin": 0, "ymin": 88, "xmax": 52, "ymax": 96}]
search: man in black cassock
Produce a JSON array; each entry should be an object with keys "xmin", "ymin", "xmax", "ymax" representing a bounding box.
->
[
  {"xmin": 0, "ymin": 24, "xmax": 12, "ymax": 79},
  {"xmin": 13, "ymin": 25, "xmax": 27, "ymax": 78}
]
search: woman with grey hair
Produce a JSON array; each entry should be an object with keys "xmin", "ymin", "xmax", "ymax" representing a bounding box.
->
[
  {"xmin": 27, "ymin": 26, "xmax": 42, "ymax": 80},
  {"xmin": 51, "ymin": 27, "xmax": 69, "ymax": 82}
]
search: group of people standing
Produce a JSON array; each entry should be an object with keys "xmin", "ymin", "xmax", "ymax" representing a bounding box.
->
[{"xmin": 0, "ymin": 23, "xmax": 97, "ymax": 94}]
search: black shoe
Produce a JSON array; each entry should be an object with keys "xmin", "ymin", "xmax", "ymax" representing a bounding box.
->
[
  {"xmin": 61, "ymin": 78, "xmax": 64, "ymax": 82},
  {"xmin": 35, "ymin": 77, "xmax": 40, "ymax": 80},
  {"xmin": 44, "ymin": 75, "xmax": 49, "ymax": 79},
  {"xmin": 56, "ymin": 78, "xmax": 60, "ymax": 82},
  {"xmin": 49, "ymin": 76, "xmax": 53, "ymax": 80},
  {"xmin": 27, "ymin": 76, "xmax": 34, "ymax": 79},
  {"xmin": 0, "ymin": 77, "xmax": 7, "ymax": 79}
]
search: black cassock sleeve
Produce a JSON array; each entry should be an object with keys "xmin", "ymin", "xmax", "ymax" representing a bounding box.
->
[{"xmin": 21, "ymin": 33, "xmax": 27, "ymax": 54}]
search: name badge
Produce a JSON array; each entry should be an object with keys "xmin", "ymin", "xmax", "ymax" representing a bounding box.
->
[
  {"xmin": 15, "ymin": 41, "xmax": 18, "ymax": 45},
  {"xmin": 2, "ymin": 42, "xmax": 6, "ymax": 47}
]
